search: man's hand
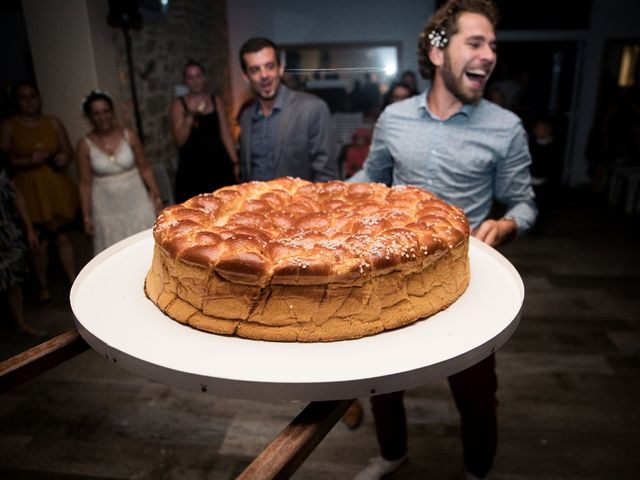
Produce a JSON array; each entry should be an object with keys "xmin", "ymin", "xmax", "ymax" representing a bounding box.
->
[{"xmin": 472, "ymin": 218, "xmax": 517, "ymax": 247}]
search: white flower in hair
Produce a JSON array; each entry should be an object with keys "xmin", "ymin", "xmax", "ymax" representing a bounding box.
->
[
  {"xmin": 428, "ymin": 29, "xmax": 448, "ymax": 48},
  {"xmin": 81, "ymin": 89, "xmax": 113, "ymax": 109}
]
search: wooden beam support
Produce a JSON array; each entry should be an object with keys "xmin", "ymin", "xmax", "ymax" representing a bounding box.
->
[
  {"xmin": 0, "ymin": 329, "xmax": 89, "ymax": 393},
  {"xmin": 1, "ymin": 330, "xmax": 354, "ymax": 479},
  {"xmin": 237, "ymin": 398, "xmax": 354, "ymax": 480}
]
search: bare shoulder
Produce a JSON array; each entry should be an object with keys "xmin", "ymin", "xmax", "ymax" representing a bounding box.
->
[
  {"xmin": 124, "ymin": 127, "xmax": 140, "ymax": 144},
  {"xmin": 171, "ymin": 96, "xmax": 185, "ymax": 113},
  {"xmin": 76, "ymin": 135, "xmax": 89, "ymax": 153},
  {"xmin": 49, "ymin": 115, "xmax": 67, "ymax": 131}
]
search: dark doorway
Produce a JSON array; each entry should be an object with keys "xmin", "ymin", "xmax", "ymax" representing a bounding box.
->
[
  {"xmin": 486, "ymin": 41, "xmax": 582, "ymax": 185},
  {"xmin": 0, "ymin": 0, "xmax": 35, "ymax": 119}
]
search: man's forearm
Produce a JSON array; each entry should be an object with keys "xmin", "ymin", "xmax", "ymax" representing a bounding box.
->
[{"xmin": 504, "ymin": 199, "xmax": 538, "ymax": 234}]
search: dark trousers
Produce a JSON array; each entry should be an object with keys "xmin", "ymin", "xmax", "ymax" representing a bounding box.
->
[{"xmin": 370, "ymin": 353, "xmax": 497, "ymax": 478}]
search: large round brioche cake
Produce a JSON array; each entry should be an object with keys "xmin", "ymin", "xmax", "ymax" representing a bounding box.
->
[{"xmin": 144, "ymin": 177, "xmax": 470, "ymax": 342}]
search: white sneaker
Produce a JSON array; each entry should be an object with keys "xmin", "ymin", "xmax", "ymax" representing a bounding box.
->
[{"xmin": 353, "ymin": 454, "xmax": 407, "ymax": 480}]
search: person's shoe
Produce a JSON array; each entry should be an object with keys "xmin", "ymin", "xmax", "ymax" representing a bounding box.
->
[
  {"xmin": 342, "ymin": 399, "xmax": 364, "ymax": 430},
  {"xmin": 353, "ymin": 454, "xmax": 407, "ymax": 480}
]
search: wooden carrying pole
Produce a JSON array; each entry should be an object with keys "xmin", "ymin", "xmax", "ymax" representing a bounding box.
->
[
  {"xmin": 0, "ymin": 329, "xmax": 350, "ymax": 479},
  {"xmin": 0, "ymin": 329, "xmax": 89, "ymax": 393},
  {"xmin": 236, "ymin": 399, "xmax": 354, "ymax": 480}
]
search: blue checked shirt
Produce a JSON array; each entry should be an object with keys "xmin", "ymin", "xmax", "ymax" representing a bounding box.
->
[{"xmin": 351, "ymin": 87, "xmax": 538, "ymax": 233}]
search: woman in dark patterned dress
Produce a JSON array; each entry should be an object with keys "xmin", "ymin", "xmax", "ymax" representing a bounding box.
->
[{"xmin": 0, "ymin": 151, "xmax": 43, "ymax": 336}]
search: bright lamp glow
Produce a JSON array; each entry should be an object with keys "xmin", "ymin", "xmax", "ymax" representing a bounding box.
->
[{"xmin": 384, "ymin": 63, "xmax": 397, "ymax": 76}]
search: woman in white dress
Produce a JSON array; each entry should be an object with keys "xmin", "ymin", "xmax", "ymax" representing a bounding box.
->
[{"xmin": 76, "ymin": 90, "xmax": 163, "ymax": 255}]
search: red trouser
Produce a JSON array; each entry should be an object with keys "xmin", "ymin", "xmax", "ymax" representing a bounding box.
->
[{"xmin": 370, "ymin": 353, "xmax": 498, "ymax": 478}]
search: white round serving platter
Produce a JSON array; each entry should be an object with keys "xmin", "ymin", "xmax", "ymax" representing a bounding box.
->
[{"xmin": 70, "ymin": 230, "xmax": 523, "ymax": 401}]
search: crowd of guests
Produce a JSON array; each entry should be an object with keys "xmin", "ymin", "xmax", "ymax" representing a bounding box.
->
[
  {"xmin": 0, "ymin": 55, "xmax": 246, "ymax": 338},
  {"xmin": 1, "ymin": 82, "xmax": 78, "ymax": 336},
  {"xmin": 0, "ymin": 1, "xmax": 551, "ymax": 478}
]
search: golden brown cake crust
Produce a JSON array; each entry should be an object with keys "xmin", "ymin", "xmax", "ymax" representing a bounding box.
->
[{"xmin": 145, "ymin": 177, "xmax": 470, "ymax": 341}]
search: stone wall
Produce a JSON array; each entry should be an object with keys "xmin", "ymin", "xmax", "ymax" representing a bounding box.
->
[{"xmin": 112, "ymin": 0, "xmax": 232, "ymax": 178}]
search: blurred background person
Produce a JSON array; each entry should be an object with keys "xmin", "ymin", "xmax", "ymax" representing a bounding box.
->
[
  {"xmin": 171, "ymin": 60, "xmax": 238, "ymax": 203},
  {"xmin": 0, "ymin": 150, "xmax": 43, "ymax": 337},
  {"xmin": 343, "ymin": 127, "xmax": 372, "ymax": 179},
  {"xmin": 343, "ymin": 81, "xmax": 416, "ymax": 183},
  {"xmin": 0, "ymin": 81, "xmax": 79, "ymax": 303},
  {"xmin": 399, "ymin": 70, "xmax": 419, "ymax": 96},
  {"xmin": 489, "ymin": 65, "xmax": 524, "ymax": 112},
  {"xmin": 76, "ymin": 90, "xmax": 162, "ymax": 256},
  {"xmin": 486, "ymin": 84, "xmax": 507, "ymax": 108},
  {"xmin": 382, "ymin": 81, "xmax": 414, "ymax": 109},
  {"xmin": 529, "ymin": 116, "xmax": 564, "ymax": 223},
  {"xmin": 587, "ymin": 85, "xmax": 640, "ymax": 194}
]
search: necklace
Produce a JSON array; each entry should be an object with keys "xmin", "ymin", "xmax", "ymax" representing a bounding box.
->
[
  {"xmin": 187, "ymin": 94, "xmax": 208, "ymax": 114},
  {"xmin": 94, "ymin": 131, "xmax": 120, "ymax": 165}
]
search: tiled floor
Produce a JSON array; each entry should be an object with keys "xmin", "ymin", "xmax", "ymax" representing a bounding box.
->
[{"xmin": 1, "ymin": 189, "xmax": 639, "ymax": 479}]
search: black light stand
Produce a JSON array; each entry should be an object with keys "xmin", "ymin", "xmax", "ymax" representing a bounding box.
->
[{"xmin": 107, "ymin": 0, "xmax": 145, "ymax": 143}]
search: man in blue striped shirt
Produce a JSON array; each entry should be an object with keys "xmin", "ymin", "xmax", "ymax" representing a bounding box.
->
[{"xmin": 353, "ymin": 1, "xmax": 537, "ymax": 479}]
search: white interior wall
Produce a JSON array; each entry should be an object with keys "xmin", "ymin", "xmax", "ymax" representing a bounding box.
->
[
  {"xmin": 21, "ymin": 0, "xmax": 97, "ymax": 146},
  {"xmin": 85, "ymin": 0, "xmax": 124, "ymax": 123},
  {"xmin": 20, "ymin": 0, "xmax": 124, "ymax": 147}
]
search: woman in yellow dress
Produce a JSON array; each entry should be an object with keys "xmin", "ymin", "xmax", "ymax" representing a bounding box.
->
[{"xmin": 0, "ymin": 81, "xmax": 79, "ymax": 302}]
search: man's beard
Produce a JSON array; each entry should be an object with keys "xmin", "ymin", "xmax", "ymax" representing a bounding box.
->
[
  {"xmin": 254, "ymin": 79, "xmax": 280, "ymax": 102},
  {"xmin": 441, "ymin": 53, "xmax": 485, "ymax": 104}
]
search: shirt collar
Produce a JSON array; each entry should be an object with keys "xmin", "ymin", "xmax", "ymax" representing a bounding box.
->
[
  {"xmin": 417, "ymin": 82, "xmax": 478, "ymax": 120},
  {"xmin": 253, "ymin": 84, "xmax": 288, "ymax": 119}
]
